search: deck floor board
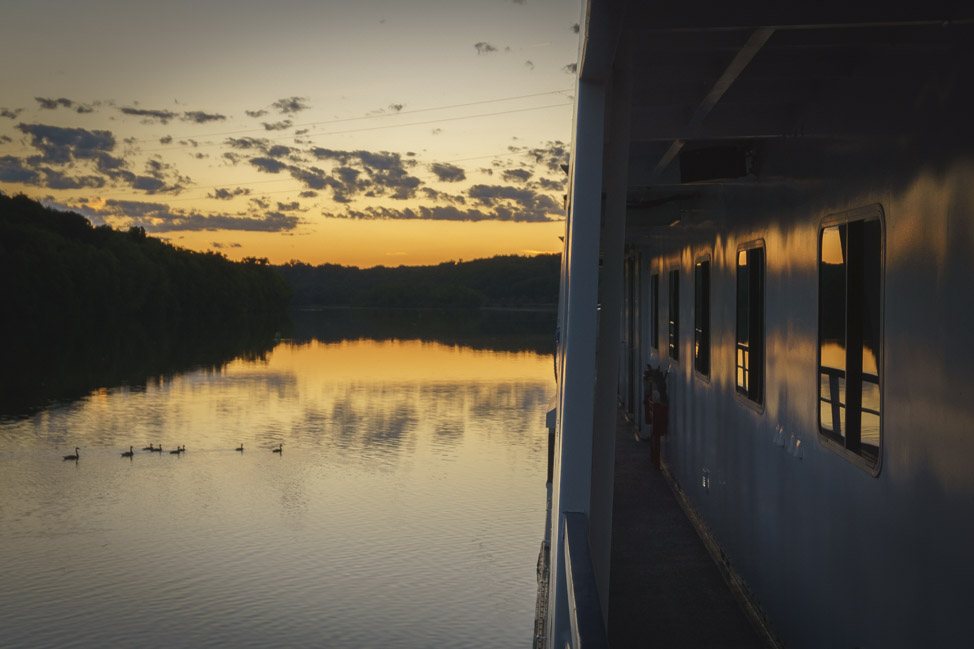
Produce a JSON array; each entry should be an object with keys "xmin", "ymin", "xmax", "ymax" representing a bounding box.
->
[{"xmin": 607, "ymin": 419, "xmax": 768, "ymax": 649}]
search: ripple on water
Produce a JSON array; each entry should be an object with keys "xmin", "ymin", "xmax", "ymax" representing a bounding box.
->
[{"xmin": 0, "ymin": 338, "xmax": 550, "ymax": 648}]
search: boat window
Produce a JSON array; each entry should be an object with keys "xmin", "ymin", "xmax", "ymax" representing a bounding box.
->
[
  {"xmin": 736, "ymin": 245, "xmax": 764, "ymax": 403},
  {"xmin": 668, "ymin": 269, "xmax": 679, "ymax": 360},
  {"xmin": 818, "ymin": 214, "xmax": 882, "ymax": 469},
  {"xmin": 651, "ymin": 273, "xmax": 659, "ymax": 350},
  {"xmin": 694, "ymin": 259, "xmax": 710, "ymax": 376}
]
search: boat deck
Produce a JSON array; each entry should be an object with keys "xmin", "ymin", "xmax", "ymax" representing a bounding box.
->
[{"xmin": 607, "ymin": 417, "xmax": 770, "ymax": 648}]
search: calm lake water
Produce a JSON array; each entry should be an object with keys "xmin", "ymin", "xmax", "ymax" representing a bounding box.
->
[{"xmin": 0, "ymin": 310, "xmax": 554, "ymax": 648}]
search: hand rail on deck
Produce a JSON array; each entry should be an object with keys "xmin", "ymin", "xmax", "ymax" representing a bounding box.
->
[{"xmin": 563, "ymin": 512, "xmax": 608, "ymax": 649}]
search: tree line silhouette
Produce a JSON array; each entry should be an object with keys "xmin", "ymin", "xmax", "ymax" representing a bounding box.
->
[
  {"xmin": 0, "ymin": 192, "xmax": 291, "ymax": 334},
  {"xmin": 277, "ymin": 253, "xmax": 560, "ymax": 309}
]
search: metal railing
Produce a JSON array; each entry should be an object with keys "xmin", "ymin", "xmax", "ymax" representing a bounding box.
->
[{"xmin": 819, "ymin": 367, "xmax": 880, "ymax": 435}]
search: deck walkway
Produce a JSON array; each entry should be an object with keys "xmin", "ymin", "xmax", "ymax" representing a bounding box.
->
[{"xmin": 607, "ymin": 418, "xmax": 769, "ymax": 649}]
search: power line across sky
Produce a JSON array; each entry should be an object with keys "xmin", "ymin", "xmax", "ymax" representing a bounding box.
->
[{"xmin": 139, "ymin": 89, "xmax": 574, "ymax": 152}]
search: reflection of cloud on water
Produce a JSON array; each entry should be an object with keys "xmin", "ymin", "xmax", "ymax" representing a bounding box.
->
[
  {"xmin": 305, "ymin": 382, "xmax": 550, "ymax": 463},
  {"xmin": 433, "ymin": 419, "xmax": 464, "ymax": 442},
  {"xmin": 218, "ymin": 371, "xmax": 298, "ymax": 399},
  {"xmin": 466, "ymin": 383, "xmax": 550, "ymax": 443},
  {"xmin": 364, "ymin": 402, "xmax": 418, "ymax": 450}
]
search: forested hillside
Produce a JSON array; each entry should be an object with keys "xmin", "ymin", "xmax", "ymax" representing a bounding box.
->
[
  {"xmin": 277, "ymin": 253, "xmax": 560, "ymax": 309},
  {"xmin": 0, "ymin": 193, "xmax": 291, "ymax": 333}
]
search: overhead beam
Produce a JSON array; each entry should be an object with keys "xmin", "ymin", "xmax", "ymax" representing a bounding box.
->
[{"xmin": 651, "ymin": 27, "xmax": 775, "ymax": 179}]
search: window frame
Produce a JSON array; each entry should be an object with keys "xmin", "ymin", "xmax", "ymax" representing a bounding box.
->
[
  {"xmin": 816, "ymin": 204, "xmax": 885, "ymax": 476},
  {"xmin": 693, "ymin": 253, "xmax": 712, "ymax": 381},
  {"xmin": 734, "ymin": 240, "xmax": 766, "ymax": 412},
  {"xmin": 668, "ymin": 267, "xmax": 680, "ymax": 361},
  {"xmin": 650, "ymin": 270, "xmax": 660, "ymax": 352}
]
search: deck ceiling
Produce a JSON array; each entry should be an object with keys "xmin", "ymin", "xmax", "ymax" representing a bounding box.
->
[{"xmin": 614, "ymin": 10, "xmax": 974, "ymax": 234}]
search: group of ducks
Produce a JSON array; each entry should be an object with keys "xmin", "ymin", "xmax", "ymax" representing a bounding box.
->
[{"xmin": 62, "ymin": 442, "xmax": 283, "ymax": 461}]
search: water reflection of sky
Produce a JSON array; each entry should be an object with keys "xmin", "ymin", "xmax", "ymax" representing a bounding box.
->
[{"xmin": 0, "ymin": 336, "xmax": 553, "ymax": 648}]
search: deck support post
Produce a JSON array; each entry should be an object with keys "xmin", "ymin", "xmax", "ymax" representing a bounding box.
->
[
  {"xmin": 588, "ymin": 49, "xmax": 632, "ymax": 623},
  {"xmin": 548, "ymin": 76, "xmax": 607, "ymax": 649}
]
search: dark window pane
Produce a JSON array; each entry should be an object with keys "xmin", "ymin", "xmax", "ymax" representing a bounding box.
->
[
  {"xmin": 694, "ymin": 260, "xmax": 710, "ymax": 375},
  {"xmin": 668, "ymin": 270, "xmax": 679, "ymax": 360},
  {"xmin": 819, "ymin": 225, "xmax": 847, "ymax": 439},
  {"xmin": 737, "ymin": 247, "xmax": 764, "ymax": 403},
  {"xmin": 736, "ymin": 250, "xmax": 750, "ymax": 393},
  {"xmin": 818, "ymin": 216, "xmax": 882, "ymax": 468}
]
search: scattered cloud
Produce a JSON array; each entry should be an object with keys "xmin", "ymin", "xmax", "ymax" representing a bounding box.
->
[
  {"xmin": 276, "ymin": 201, "xmax": 301, "ymax": 212},
  {"xmin": 571, "ymin": 23, "xmax": 580, "ymax": 34},
  {"xmin": 308, "ymin": 147, "xmax": 422, "ymax": 200},
  {"xmin": 324, "ymin": 203, "xmax": 555, "ymax": 223},
  {"xmin": 562, "ymin": 63, "xmax": 578, "ymax": 74},
  {"xmin": 266, "ymin": 144, "xmax": 294, "ymax": 158},
  {"xmin": 120, "ymin": 106, "xmax": 179, "ymax": 124},
  {"xmin": 225, "ymin": 136, "xmax": 269, "ymax": 150},
  {"xmin": 535, "ymin": 176, "xmax": 564, "ymax": 191},
  {"xmin": 80, "ymin": 198, "xmax": 300, "ymax": 232},
  {"xmin": 420, "ymin": 187, "xmax": 466, "ymax": 204},
  {"xmin": 0, "ymin": 108, "xmax": 22, "ymax": 120},
  {"xmin": 182, "ymin": 110, "xmax": 227, "ymax": 124},
  {"xmin": 298, "ymin": 190, "xmax": 318, "ymax": 198},
  {"xmin": 525, "ymin": 140, "xmax": 569, "ymax": 173},
  {"xmin": 474, "ymin": 42, "xmax": 498, "ymax": 55},
  {"xmin": 502, "ymin": 168, "xmax": 533, "ymax": 183},
  {"xmin": 272, "ymin": 96, "xmax": 310, "ymax": 114},
  {"xmin": 388, "ymin": 103, "xmax": 404, "ymax": 112},
  {"xmin": 524, "ymin": 60, "xmax": 535, "ymax": 70},
  {"xmin": 261, "ymin": 119, "xmax": 293, "ymax": 131},
  {"xmin": 17, "ymin": 123, "xmax": 115, "ymax": 163},
  {"xmin": 159, "ymin": 135, "xmax": 173, "ymax": 144},
  {"xmin": 249, "ymin": 157, "xmax": 289, "ymax": 174},
  {"xmin": 208, "ymin": 186, "xmax": 251, "ymax": 200},
  {"xmin": 38, "ymin": 167, "xmax": 106, "ymax": 189},
  {"xmin": 468, "ymin": 183, "xmax": 561, "ymax": 220},
  {"xmin": 120, "ymin": 106, "xmax": 228, "ymax": 124},
  {"xmin": 429, "ymin": 162, "xmax": 466, "ymax": 182},
  {"xmin": 0, "ymin": 155, "xmax": 41, "ymax": 184},
  {"xmin": 13, "ymin": 123, "xmax": 189, "ymax": 193},
  {"xmin": 35, "ymin": 97, "xmax": 94, "ymax": 113},
  {"xmin": 245, "ymin": 109, "xmax": 268, "ymax": 118}
]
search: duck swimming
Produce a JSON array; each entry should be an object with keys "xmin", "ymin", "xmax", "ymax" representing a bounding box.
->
[
  {"xmin": 63, "ymin": 447, "xmax": 80, "ymax": 461},
  {"xmin": 121, "ymin": 446, "xmax": 134, "ymax": 458},
  {"xmin": 272, "ymin": 443, "xmax": 283, "ymax": 454},
  {"xmin": 235, "ymin": 444, "xmax": 244, "ymax": 452},
  {"xmin": 142, "ymin": 443, "xmax": 155, "ymax": 451}
]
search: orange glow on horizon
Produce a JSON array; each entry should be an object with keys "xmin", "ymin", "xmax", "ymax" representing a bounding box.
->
[
  {"xmin": 166, "ymin": 217, "xmax": 564, "ymax": 267},
  {"xmin": 249, "ymin": 338, "xmax": 552, "ymax": 383}
]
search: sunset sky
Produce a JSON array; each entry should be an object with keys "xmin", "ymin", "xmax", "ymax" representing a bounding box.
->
[{"xmin": 0, "ymin": 0, "xmax": 579, "ymax": 267}]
